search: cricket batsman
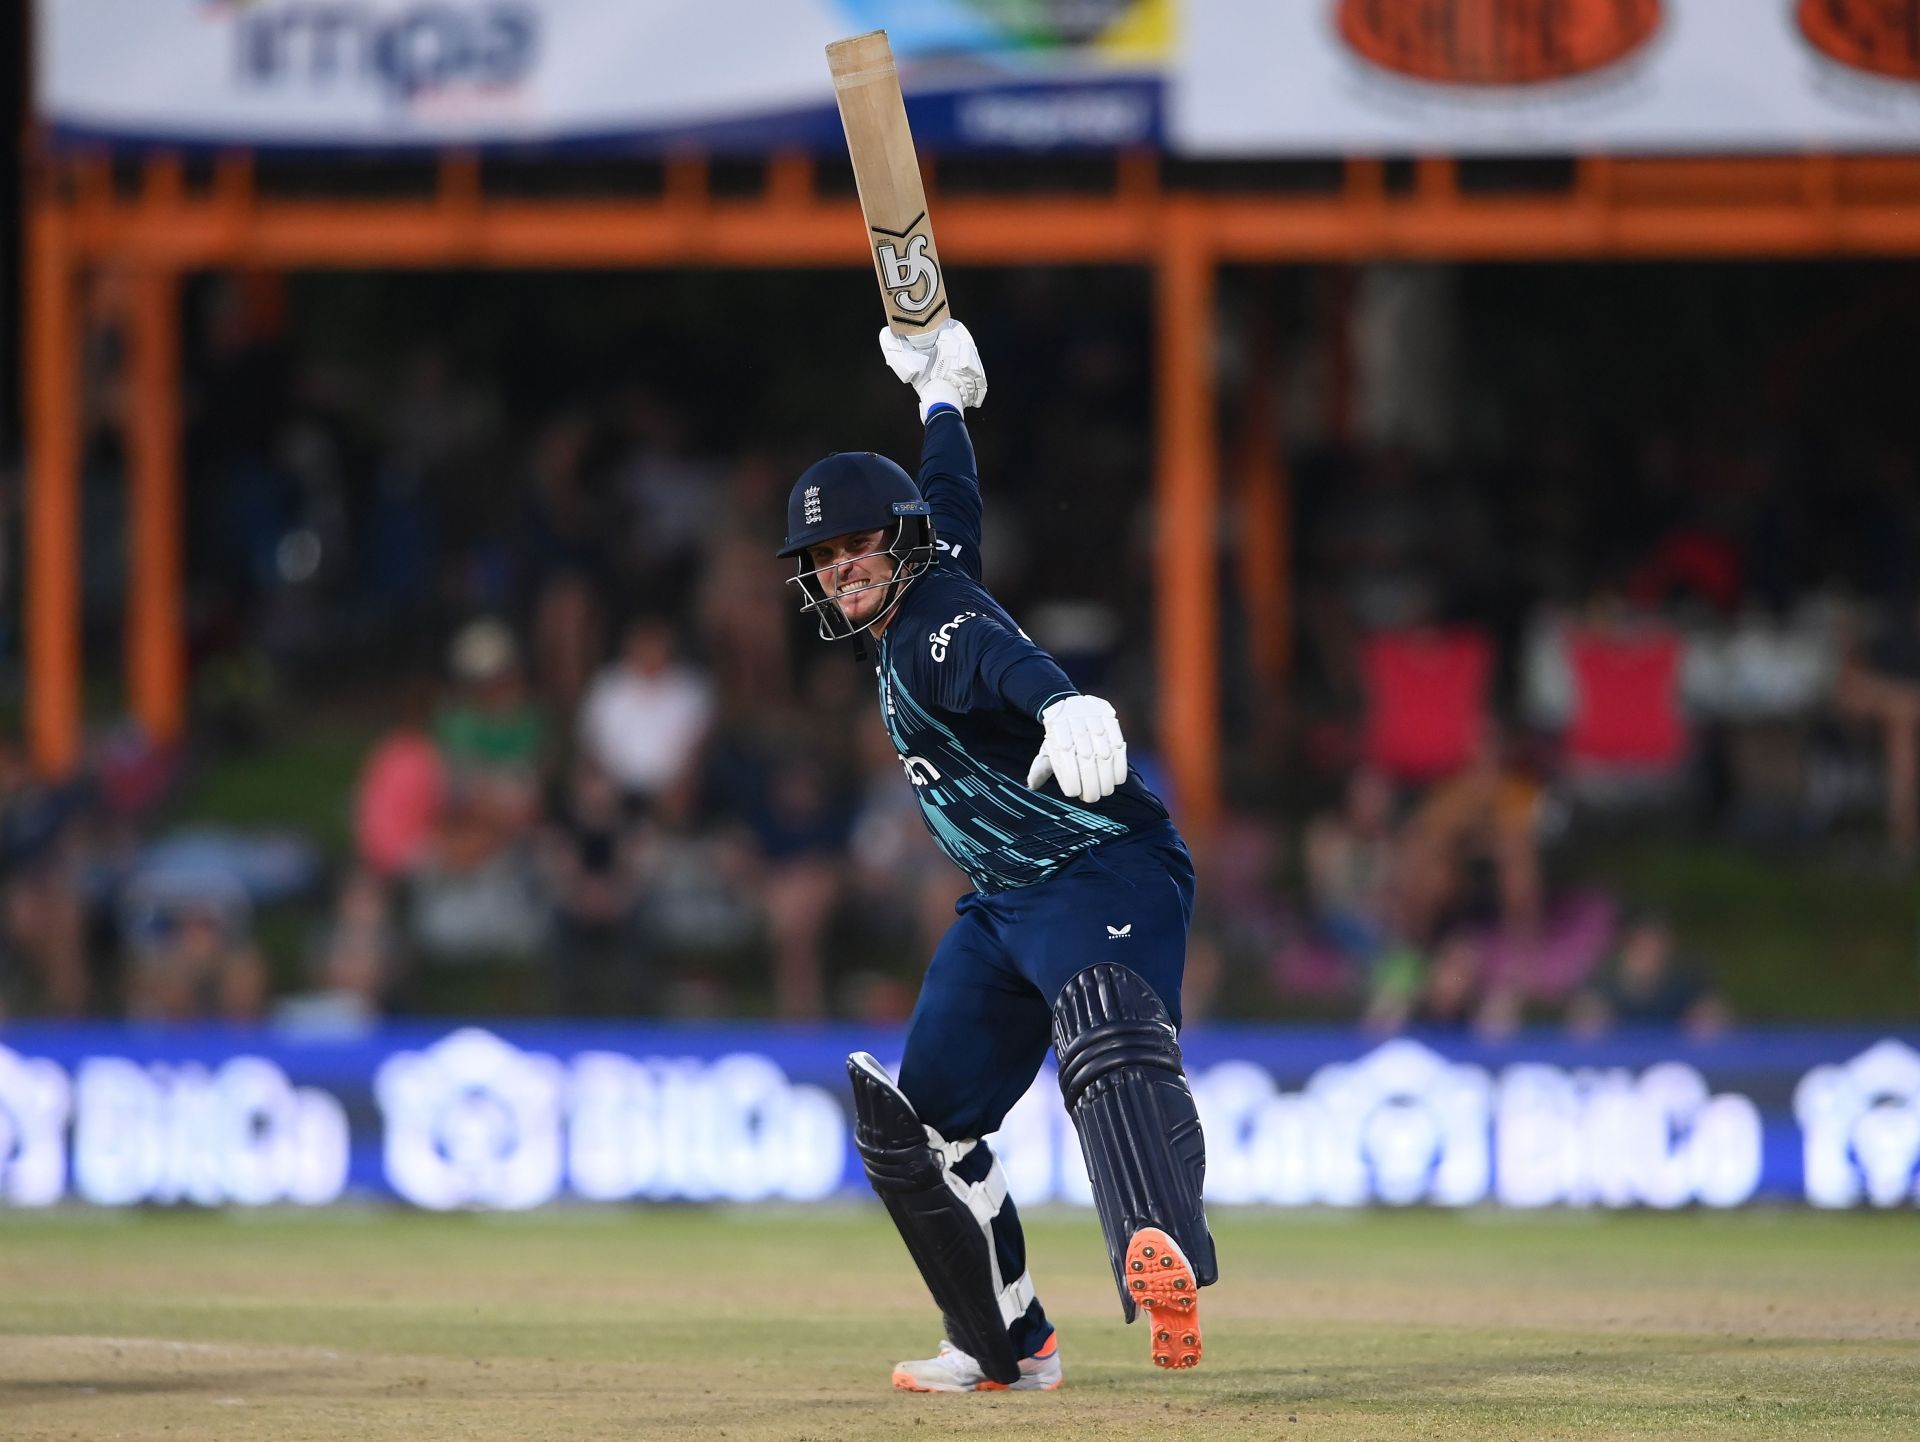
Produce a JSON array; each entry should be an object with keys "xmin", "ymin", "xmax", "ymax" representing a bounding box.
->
[{"xmin": 776, "ymin": 319, "xmax": 1218, "ymax": 1392}]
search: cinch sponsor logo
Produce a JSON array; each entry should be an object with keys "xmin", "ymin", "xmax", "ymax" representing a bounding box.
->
[
  {"xmin": 1799, "ymin": 0, "xmax": 1920, "ymax": 83},
  {"xmin": 929, "ymin": 610, "xmax": 978, "ymax": 663},
  {"xmin": 1336, "ymin": 0, "xmax": 1663, "ymax": 86},
  {"xmin": 221, "ymin": 2, "xmax": 540, "ymax": 105}
]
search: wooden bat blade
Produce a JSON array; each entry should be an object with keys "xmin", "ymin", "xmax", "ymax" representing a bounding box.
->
[{"xmin": 826, "ymin": 30, "xmax": 950, "ymax": 337}]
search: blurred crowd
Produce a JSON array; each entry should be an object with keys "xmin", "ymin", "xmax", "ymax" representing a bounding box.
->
[{"xmin": 2, "ymin": 265, "xmax": 1917, "ymax": 1033}]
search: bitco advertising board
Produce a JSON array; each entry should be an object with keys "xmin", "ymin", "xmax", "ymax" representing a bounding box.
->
[
  {"xmin": 35, "ymin": 1, "xmax": 1920, "ymax": 154},
  {"xmin": 1, "ymin": 1024, "xmax": 1916, "ymax": 1211}
]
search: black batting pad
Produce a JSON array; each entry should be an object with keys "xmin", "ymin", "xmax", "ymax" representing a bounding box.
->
[
  {"xmin": 846, "ymin": 1053, "xmax": 1022, "ymax": 1385},
  {"xmin": 1053, "ymin": 963, "xmax": 1219, "ymax": 1322}
]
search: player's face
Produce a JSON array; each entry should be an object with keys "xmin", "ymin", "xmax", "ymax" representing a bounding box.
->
[{"xmin": 809, "ymin": 528, "xmax": 897, "ymax": 627}]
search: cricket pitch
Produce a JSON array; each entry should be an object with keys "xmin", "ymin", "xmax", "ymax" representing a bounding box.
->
[{"xmin": 2, "ymin": 1206, "xmax": 1916, "ymax": 1440}]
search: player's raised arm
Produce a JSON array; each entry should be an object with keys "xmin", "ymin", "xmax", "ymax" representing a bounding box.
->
[{"xmin": 880, "ymin": 321, "xmax": 986, "ymax": 577}]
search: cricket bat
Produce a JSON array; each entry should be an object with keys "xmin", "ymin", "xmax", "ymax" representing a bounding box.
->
[{"xmin": 826, "ymin": 31, "xmax": 950, "ymax": 339}]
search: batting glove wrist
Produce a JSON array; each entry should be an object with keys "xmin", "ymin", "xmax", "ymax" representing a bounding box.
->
[
  {"xmin": 1026, "ymin": 694, "xmax": 1128, "ymax": 805},
  {"xmin": 879, "ymin": 319, "xmax": 987, "ymax": 421},
  {"xmin": 916, "ymin": 381, "xmax": 965, "ymax": 421}
]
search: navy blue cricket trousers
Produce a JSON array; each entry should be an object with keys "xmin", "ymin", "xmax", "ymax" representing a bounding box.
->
[{"xmin": 896, "ymin": 822, "xmax": 1196, "ymax": 1142}]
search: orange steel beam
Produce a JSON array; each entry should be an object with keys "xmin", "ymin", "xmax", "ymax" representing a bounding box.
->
[
  {"xmin": 1154, "ymin": 203, "xmax": 1220, "ymax": 834},
  {"xmin": 126, "ymin": 266, "xmax": 186, "ymax": 747},
  {"xmin": 50, "ymin": 155, "xmax": 1920, "ymax": 269},
  {"xmin": 63, "ymin": 194, "xmax": 1161, "ymax": 268},
  {"xmin": 24, "ymin": 192, "xmax": 83, "ymax": 777}
]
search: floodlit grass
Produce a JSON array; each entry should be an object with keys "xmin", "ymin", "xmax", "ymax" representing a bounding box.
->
[{"xmin": 2, "ymin": 1206, "xmax": 1916, "ymax": 1440}]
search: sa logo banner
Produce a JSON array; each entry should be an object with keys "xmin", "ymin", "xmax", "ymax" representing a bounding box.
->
[
  {"xmin": 1336, "ymin": 0, "xmax": 1663, "ymax": 86},
  {"xmin": 1799, "ymin": 0, "xmax": 1920, "ymax": 81}
]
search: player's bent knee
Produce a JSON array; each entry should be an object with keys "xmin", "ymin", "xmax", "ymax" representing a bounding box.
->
[
  {"xmin": 847, "ymin": 1052, "xmax": 1027, "ymax": 1383},
  {"xmin": 1051, "ymin": 965, "xmax": 1218, "ymax": 1319}
]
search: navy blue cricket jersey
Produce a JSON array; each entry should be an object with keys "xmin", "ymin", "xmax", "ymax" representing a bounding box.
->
[{"xmin": 871, "ymin": 407, "xmax": 1171, "ymax": 893}]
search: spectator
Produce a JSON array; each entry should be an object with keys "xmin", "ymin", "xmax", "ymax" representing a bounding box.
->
[
  {"xmin": 120, "ymin": 872, "xmax": 267, "ymax": 1023},
  {"xmin": 606, "ymin": 387, "xmax": 720, "ymax": 613},
  {"xmin": 354, "ymin": 619, "xmax": 556, "ymax": 990},
  {"xmin": 1835, "ymin": 594, "xmax": 1920, "ymax": 862},
  {"xmin": 748, "ymin": 755, "xmax": 853, "ymax": 1020},
  {"xmin": 1396, "ymin": 727, "xmax": 1546, "ymax": 951},
  {"xmin": 436, "ymin": 617, "xmax": 549, "ymax": 836},
  {"xmin": 1567, "ymin": 913, "xmax": 1728, "ymax": 1039},
  {"xmin": 353, "ymin": 682, "xmax": 446, "ymax": 882},
  {"xmin": 1188, "ymin": 810, "xmax": 1289, "ymax": 1015},
  {"xmin": 524, "ymin": 412, "xmax": 608, "ymax": 715},
  {"xmin": 1304, "ymin": 766, "xmax": 1403, "ymax": 982},
  {"xmin": 541, "ymin": 758, "xmax": 646, "ymax": 1014},
  {"xmin": 310, "ymin": 868, "xmax": 399, "ymax": 1026},
  {"xmin": 699, "ymin": 530, "xmax": 795, "ymax": 713},
  {"xmin": 0, "ymin": 741, "xmax": 91, "ymax": 1019},
  {"xmin": 578, "ymin": 616, "xmax": 714, "ymax": 815},
  {"xmin": 1396, "ymin": 727, "xmax": 1616, "ymax": 1009},
  {"xmin": 628, "ymin": 820, "xmax": 760, "ymax": 1016},
  {"xmin": 404, "ymin": 800, "xmax": 550, "ymax": 971},
  {"xmin": 308, "ymin": 682, "xmax": 442, "ymax": 1024},
  {"xmin": 1365, "ymin": 929, "xmax": 1516, "ymax": 1038}
]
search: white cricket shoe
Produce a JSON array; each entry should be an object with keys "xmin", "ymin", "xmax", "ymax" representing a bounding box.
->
[{"xmin": 890, "ymin": 1335, "xmax": 1062, "ymax": 1392}]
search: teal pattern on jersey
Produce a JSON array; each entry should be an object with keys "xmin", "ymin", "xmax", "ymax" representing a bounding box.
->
[{"xmin": 880, "ymin": 654, "xmax": 1130, "ymax": 893}]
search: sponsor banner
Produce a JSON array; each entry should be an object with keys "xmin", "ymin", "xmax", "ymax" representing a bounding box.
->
[
  {"xmin": 34, "ymin": 0, "xmax": 1167, "ymax": 153},
  {"xmin": 2, "ymin": 1023, "xmax": 1917, "ymax": 1210},
  {"xmin": 35, "ymin": 2, "xmax": 1920, "ymax": 157},
  {"xmin": 1179, "ymin": 0, "xmax": 1920, "ymax": 155}
]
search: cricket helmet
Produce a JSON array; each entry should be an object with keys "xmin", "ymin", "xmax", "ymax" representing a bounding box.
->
[{"xmin": 778, "ymin": 452, "xmax": 935, "ymax": 640}]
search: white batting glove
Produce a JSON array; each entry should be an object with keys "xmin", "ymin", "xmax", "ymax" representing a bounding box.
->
[
  {"xmin": 879, "ymin": 319, "xmax": 988, "ymax": 422},
  {"xmin": 1026, "ymin": 695, "xmax": 1127, "ymax": 805}
]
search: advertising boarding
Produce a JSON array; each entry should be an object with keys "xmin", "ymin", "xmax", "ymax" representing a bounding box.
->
[
  {"xmin": 35, "ymin": 0, "xmax": 1168, "ymax": 152},
  {"xmin": 34, "ymin": 1, "xmax": 1920, "ymax": 155},
  {"xmin": 1178, "ymin": 0, "xmax": 1920, "ymax": 155},
  {"xmin": 2, "ymin": 1024, "xmax": 1917, "ymax": 1211}
]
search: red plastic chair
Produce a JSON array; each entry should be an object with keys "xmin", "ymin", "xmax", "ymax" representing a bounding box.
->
[
  {"xmin": 1564, "ymin": 628, "xmax": 1687, "ymax": 770},
  {"xmin": 1360, "ymin": 628, "xmax": 1494, "ymax": 782}
]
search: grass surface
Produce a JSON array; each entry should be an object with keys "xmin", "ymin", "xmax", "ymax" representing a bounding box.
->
[
  {"xmin": 2, "ymin": 1207, "xmax": 1916, "ymax": 1440},
  {"xmin": 1570, "ymin": 839, "xmax": 1920, "ymax": 1021}
]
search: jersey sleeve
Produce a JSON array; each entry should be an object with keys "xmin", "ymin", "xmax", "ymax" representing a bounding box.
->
[
  {"xmin": 915, "ymin": 604, "xmax": 1078, "ymax": 719},
  {"xmin": 918, "ymin": 407, "xmax": 984, "ymax": 582}
]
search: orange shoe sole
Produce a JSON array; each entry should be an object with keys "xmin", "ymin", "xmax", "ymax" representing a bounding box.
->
[{"xmin": 1124, "ymin": 1227, "xmax": 1201, "ymax": 1370}]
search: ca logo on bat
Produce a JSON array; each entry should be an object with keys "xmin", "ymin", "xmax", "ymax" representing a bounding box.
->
[{"xmin": 874, "ymin": 231, "xmax": 940, "ymax": 314}]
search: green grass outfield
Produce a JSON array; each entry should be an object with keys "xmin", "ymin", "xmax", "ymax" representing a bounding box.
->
[{"xmin": 2, "ymin": 1206, "xmax": 1916, "ymax": 1441}]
